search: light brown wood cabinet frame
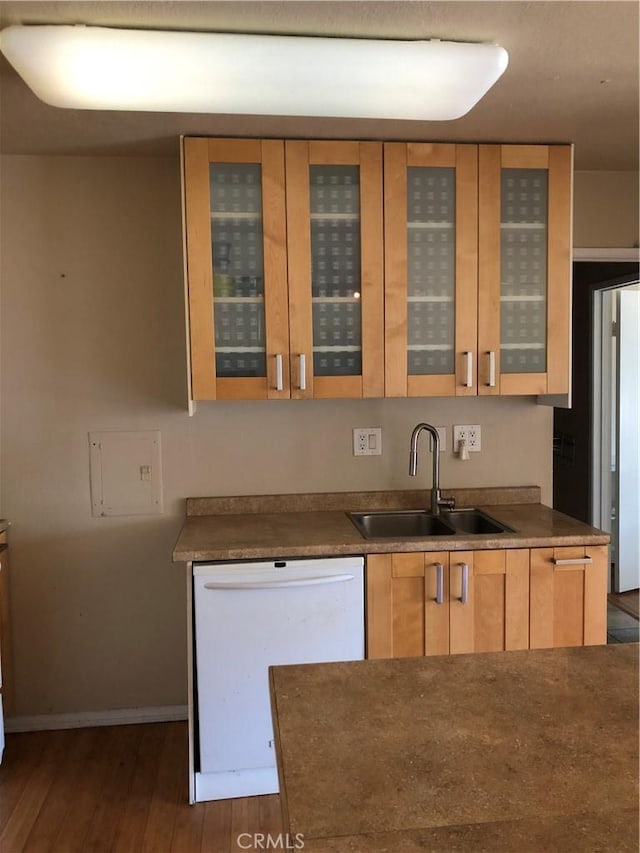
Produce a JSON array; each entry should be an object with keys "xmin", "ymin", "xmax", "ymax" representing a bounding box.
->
[
  {"xmin": 366, "ymin": 545, "xmax": 607, "ymax": 659},
  {"xmin": 182, "ymin": 137, "xmax": 573, "ymax": 402}
]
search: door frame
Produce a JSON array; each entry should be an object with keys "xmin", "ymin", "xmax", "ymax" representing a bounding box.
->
[
  {"xmin": 577, "ymin": 250, "xmax": 639, "ymax": 594},
  {"xmin": 551, "ymin": 251, "xmax": 638, "ymax": 592},
  {"xmin": 593, "ymin": 281, "xmax": 640, "ymax": 592},
  {"xmin": 616, "ymin": 286, "xmax": 640, "ymax": 592}
]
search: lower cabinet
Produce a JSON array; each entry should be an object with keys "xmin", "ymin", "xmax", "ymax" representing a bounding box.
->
[
  {"xmin": 366, "ymin": 549, "xmax": 530, "ymax": 658},
  {"xmin": 529, "ymin": 545, "xmax": 608, "ymax": 648},
  {"xmin": 366, "ymin": 545, "xmax": 608, "ymax": 659}
]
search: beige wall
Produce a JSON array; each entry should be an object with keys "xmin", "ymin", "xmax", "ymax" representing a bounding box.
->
[
  {"xmin": 0, "ymin": 154, "xmax": 631, "ymax": 718},
  {"xmin": 573, "ymin": 171, "xmax": 639, "ymax": 248}
]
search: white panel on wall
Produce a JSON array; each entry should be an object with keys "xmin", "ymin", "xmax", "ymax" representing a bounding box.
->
[{"xmin": 89, "ymin": 430, "xmax": 163, "ymax": 517}]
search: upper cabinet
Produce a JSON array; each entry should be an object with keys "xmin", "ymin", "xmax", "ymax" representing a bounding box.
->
[
  {"xmin": 183, "ymin": 138, "xmax": 289, "ymax": 400},
  {"xmin": 182, "ymin": 137, "xmax": 572, "ymax": 403},
  {"xmin": 478, "ymin": 145, "xmax": 573, "ymax": 396},
  {"xmin": 285, "ymin": 141, "xmax": 384, "ymax": 399},
  {"xmin": 183, "ymin": 137, "xmax": 383, "ymax": 401},
  {"xmin": 383, "ymin": 142, "xmax": 572, "ymax": 398},
  {"xmin": 384, "ymin": 143, "xmax": 479, "ymax": 397}
]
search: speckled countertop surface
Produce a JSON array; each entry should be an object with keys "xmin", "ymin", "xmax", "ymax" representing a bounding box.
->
[
  {"xmin": 270, "ymin": 644, "xmax": 639, "ymax": 851},
  {"xmin": 172, "ymin": 487, "xmax": 609, "ymax": 562}
]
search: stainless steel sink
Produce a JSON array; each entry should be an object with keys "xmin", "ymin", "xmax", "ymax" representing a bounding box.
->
[
  {"xmin": 348, "ymin": 510, "xmax": 456, "ymax": 539},
  {"xmin": 441, "ymin": 509, "xmax": 515, "ymax": 535},
  {"xmin": 347, "ymin": 508, "xmax": 514, "ymax": 539}
]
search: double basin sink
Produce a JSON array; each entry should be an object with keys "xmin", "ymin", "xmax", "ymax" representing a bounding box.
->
[{"xmin": 348, "ymin": 508, "xmax": 514, "ymax": 540}]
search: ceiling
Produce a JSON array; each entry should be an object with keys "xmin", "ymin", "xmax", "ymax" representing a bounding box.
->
[{"xmin": 0, "ymin": 1, "xmax": 638, "ymax": 169}]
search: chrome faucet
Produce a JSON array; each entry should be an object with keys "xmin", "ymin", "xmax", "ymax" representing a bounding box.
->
[{"xmin": 409, "ymin": 423, "xmax": 455, "ymax": 515}]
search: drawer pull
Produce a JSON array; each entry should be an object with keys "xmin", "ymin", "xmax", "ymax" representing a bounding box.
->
[
  {"xmin": 552, "ymin": 557, "xmax": 593, "ymax": 567},
  {"xmin": 464, "ymin": 352, "xmax": 473, "ymax": 388},
  {"xmin": 275, "ymin": 354, "xmax": 284, "ymax": 391},
  {"xmin": 434, "ymin": 562, "xmax": 444, "ymax": 605},
  {"xmin": 487, "ymin": 351, "xmax": 496, "ymax": 387},
  {"xmin": 459, "ymin": 562, "xmax": 469, "ymax": 604},
  {"xmin": 299, "ymin": 353, "xmax": 307, "ymax": 391}
]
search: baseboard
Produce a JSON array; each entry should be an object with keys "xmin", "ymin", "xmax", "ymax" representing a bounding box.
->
[{"xmin": 4, "ymin": 704, "xmax": 188, "ymax": 733}]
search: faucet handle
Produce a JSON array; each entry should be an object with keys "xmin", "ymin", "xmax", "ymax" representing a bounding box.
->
[{"xmin": 438, "ymin": 496, "xmax": 456, "ymax": 511}]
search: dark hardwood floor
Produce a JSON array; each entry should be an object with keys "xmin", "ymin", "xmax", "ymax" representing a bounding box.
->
[
  {"xmin": 0, "ymin": 722, "xmax": 283, "ymax": 852},
  {"xmin": 608, "ymin": 589, "xmax": 640, "ymax": 621}
]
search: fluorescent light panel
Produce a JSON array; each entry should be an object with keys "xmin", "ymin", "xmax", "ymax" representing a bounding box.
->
[{"xmin": 0, "ymin": 25, "xmax": 509, "ymax": 120}]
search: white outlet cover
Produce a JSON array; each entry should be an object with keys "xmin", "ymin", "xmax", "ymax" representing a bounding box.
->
[
  {"xmin": 453, "ymin": 424, "xmax": 482, "ymax": 452},
  {"xmin": 353, "ymin": 427, "xmax": 382, "ymax": 456}
]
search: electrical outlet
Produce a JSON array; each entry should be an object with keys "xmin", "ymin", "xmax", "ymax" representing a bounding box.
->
[
  {"xmin": 428, "ymin": 426, "xmax": 447, "ymax": 453},
  {"xmin": 453, "ymin": 424, "xmax": 482, "ymax": 453},
  {"xmin": 353, "ymin": 427, "xmax": 382, "ymax": 456}
]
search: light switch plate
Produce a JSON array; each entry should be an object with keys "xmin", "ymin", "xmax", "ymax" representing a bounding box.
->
[
  {"xmin": 428, "ymin": 426, "xmax": 447, "ymax": 453},
  {"xmin": 89, "ymin": 430, "xmax": 163, "ymax": 516}
]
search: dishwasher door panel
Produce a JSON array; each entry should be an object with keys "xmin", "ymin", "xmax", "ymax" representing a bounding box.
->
[{"xmin": 193, "ymin": 557, "xmax": 364, "ymax": 779}]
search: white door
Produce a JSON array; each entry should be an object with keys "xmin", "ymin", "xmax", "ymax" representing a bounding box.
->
[
  {"xmin": 594, "ymin": 282, "xmax": 640, "ymax": 593},
  {"xmin": 616, "ymin": 286, "xmax": 640, "ymax": 592}
]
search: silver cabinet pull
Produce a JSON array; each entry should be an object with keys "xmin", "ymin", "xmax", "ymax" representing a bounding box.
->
[
  {"xmin": 464, "ymin": 352, "xmax": 473, "ymax": 388},
  {"xmin": 487, "ymin": 351, "xmax": 496, "ymax": 387},
  {"xmin": 275, "ymin": 354, "xmax": 284, "ymax": 391},
  {"xmin": 552, "ymin": 557, "xmax": 593, "ymax": 567},
  {"xmin": 434, "ymin": 562, "xmax": 444, "ymax": 605},
  {"xmin": 459, "ymin": 562, "xmax": 469, "ymax": 604},
  {"xmin": 299, "ymin": 353, "xmax": 307, "ymax": 391}
]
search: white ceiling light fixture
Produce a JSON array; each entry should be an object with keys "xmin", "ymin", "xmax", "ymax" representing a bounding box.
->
[{"xmin": 0, "ymin": 25, "xmax": 509, "ymax": 121}]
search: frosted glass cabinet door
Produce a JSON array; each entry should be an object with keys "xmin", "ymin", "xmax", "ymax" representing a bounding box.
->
[
  {"xmin": 384, "ymin": 143, "xmax": 479, "ymax": 397},
  {"xmin": 285, "ymin": 141, "xmax": 384, "ymax": 399},
  {"xmin": 183, "ymin": 138, "xmax": 289, "ymax": 400},
  {"xmin": 478, "ymin": 145, "xmax": 572, "ymax": 396}
]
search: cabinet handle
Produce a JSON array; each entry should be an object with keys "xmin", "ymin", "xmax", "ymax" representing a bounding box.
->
[
  {"xmin": 204, "ymin": 574, "xmax": 354, "ymax": 590},
  {"xmin": 434, "ymin": 562, "xmax": 444, "ymax": 605},
  {"xmin": 459, "ymin": 562, "xmax": 469, "ymax": 604},
  {"xmin": 464, "ymin": 352, "xmax": 473, "ymax": 388},
  {"xmin": 487, "ymin": 351, "xmax": 496, "ymax": 387},
  {"xmin": 552, "ymin": 557, "xmax": 593, "ymax": 567},
  {"xmin": 299, "ymin": 353, "xmax": 307, "ymax": 391},
  {"xmin": 275, "ymin": 354, "xmax": 284, "ymax": 391}
]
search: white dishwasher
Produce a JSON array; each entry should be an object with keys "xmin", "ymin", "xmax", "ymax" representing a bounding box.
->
[{"xmin": 192, "ymin": 556, "xmax": 364, "ymax": 802}]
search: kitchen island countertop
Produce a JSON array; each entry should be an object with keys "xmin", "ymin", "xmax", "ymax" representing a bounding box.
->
[{"xmin": 269, "ymin": 643, "xmax": 639, "ymax": 851}]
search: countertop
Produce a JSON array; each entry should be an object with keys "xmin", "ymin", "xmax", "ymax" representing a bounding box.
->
[
  {"xmin": 172, "ymin": 487, "xmax": 609, "ymax": 562},
  {"xmin": 269, "ymin": 644, "xmax": 639, "ymax": 851}
]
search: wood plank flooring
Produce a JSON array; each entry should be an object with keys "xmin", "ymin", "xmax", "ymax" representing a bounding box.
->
[
  {"xmin": 0, "ymin": 722, "xmax": 283, "ymax": 852},
  {"xmin": 608, "ymin": 589, "xmax": 640, "ymax": 620}
]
